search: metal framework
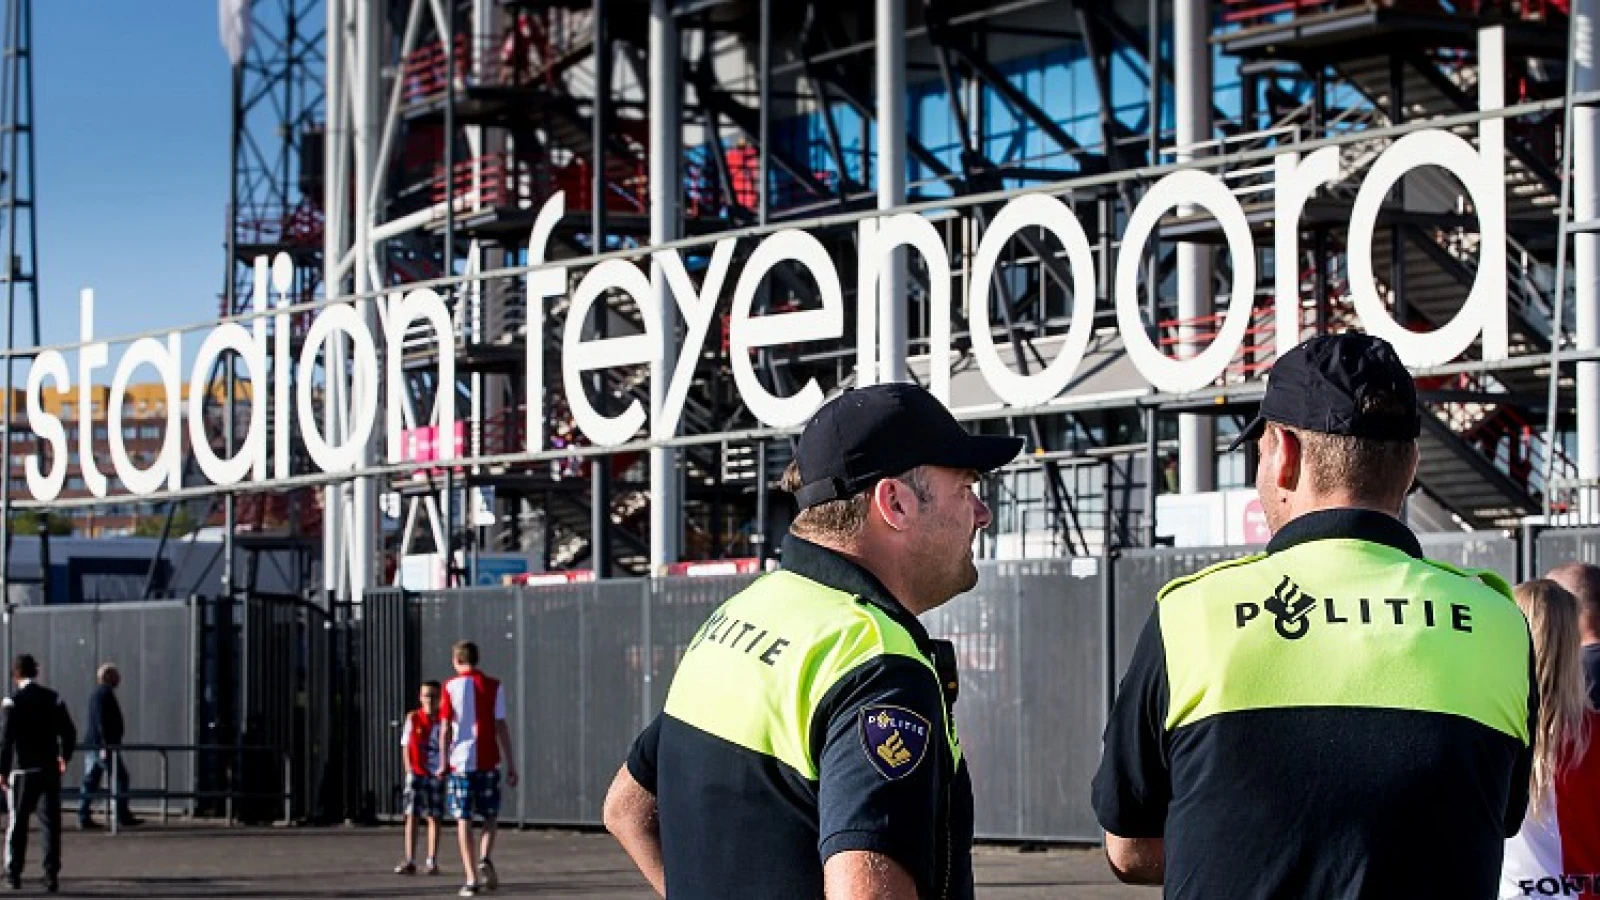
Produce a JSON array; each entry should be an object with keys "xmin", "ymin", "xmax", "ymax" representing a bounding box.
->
[
  {"xmin": 0, "ymin": 0, "xmax": 39, "ymax": 615},
  {"xmin": 0, "ymin": 0, "xmax": 1593, "ymax": 603},
  {"xmin": 200, "ymin": 0, "xmax": 327, "ymax": 600},
  {"xmin": 243, "ymin": 0, "xmax": 1600, "ymax": 593}
]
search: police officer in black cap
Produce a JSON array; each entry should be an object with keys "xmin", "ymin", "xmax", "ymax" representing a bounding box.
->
[
  {"xmin": 603, "ymin": 382, "xmax": 1022, "ymax": 899},
  {"xmin": 1092, "ymin": 333, "xmax": 1536, "ymax": 898}
]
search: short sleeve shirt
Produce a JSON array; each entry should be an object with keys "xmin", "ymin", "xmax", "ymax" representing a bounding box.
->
[
  {"xmin": 627, "ymin": 535, "xmax": 974, "ymax": 899},
  {"xmin": 1092, "ymin": 509, "xmax": 1536, "ymax": 899}
]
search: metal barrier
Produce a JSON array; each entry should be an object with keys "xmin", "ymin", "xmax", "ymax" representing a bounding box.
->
[
  {"xmin": 66, "ymin": 744, "xmax": 293, "ymax": 832},
  {"xmin": 1535, "ymin": 527, "xmax": 1600, "ymax": 574},
  {"xmin": 362, "ymin": 530, "xmax": 1552, "ymax": 841},
  {"xmin": 6, "ymin": 600, "xmax": 198, "ymax": 802},
  {"xmin": 41, "ymin": 525, "xmax": 1597, "ymax": 841}
]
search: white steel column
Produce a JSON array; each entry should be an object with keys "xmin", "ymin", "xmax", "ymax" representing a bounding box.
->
[
  {"xmin": 1576, "ymin": 0, "xmax": 1600, "ymax": 505},
  {"xmin": 349, "ymin": 0, "xmax": 382, "ymax": 600},
  {"xmin": 877, "ymin": 0, "xmax": 908, "ymax": 382},
  {"xmin": 322, "ymin": 0, "xmax": 347, "ymax": 596},
  {"xmin": 649, "ymin": 0, "xmax": 681, "ymax": 569},
  {"xmin": 1176, "ymin": 0, "xmax": 1215, "ymax": 492}
]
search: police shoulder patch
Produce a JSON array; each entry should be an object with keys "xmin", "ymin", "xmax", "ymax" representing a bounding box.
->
[{"xmin": 858, "ymin": 704, "xmax": 932, "ymax": 781}]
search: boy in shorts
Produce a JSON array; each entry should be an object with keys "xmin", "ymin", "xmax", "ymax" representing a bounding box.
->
[
  {"xmin": 437, "ymin": 641, "xmax": 518, "ymax": 896},
  {"xmin": 394, "ymin": 680, "xmax": 443, "ymax": 876}
]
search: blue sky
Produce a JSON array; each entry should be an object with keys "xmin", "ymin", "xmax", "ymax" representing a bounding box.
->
[{"xmin": 32, "ymin": 4, "xmax": 230, "ymax": 352}]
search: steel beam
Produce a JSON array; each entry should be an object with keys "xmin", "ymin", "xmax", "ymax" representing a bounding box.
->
[
  {"xmin": 877, "ymin": 0, "xmax": 908, "ymax": 383},
  {"xmin": 592, "ymin": 0, "xmax": 612, "ymax": 578},
  {"xmin": 649, "ymin": 0, "xmax": 681, "ymax": 569},
  {"xmin": 1574, "ymin": 6, "xmax": 1600, "ymax": 507},
  {"xmin": 1175, "ymin": 0, "xmax": 1215, "ymax": 494}
]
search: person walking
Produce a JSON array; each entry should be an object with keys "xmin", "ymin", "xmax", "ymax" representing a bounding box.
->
[
  {"xmin": 79, "ymin": 663, "xmax": 137, "ymax": 830},
  {"xmin": 1547, "ymin": 562, "xmax": 1600, "ymax": 705},
  {"xmin": 394, "ymin": 679, "xmax": 443, "ymax": 877},
  {"xmin": 1092, "ymin": 333, "xmax": 1537, "ymax": 898},
  {"xmin": 0, "ymin": 655, "xmax": 76, "ymax": 893},
  {"xmin": 1501, "ymin": 579, "xmax": 1600, "ymax": 898},
  {"xmin": 437, "ymin": 641, "xmax": 517, "ymax": 897},
  {"xmin": 603, "ymin": 382, "xmax": 1023, "ymax": 899}
]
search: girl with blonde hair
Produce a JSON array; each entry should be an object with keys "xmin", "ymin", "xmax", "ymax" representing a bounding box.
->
[{"xmin": 1502, "ymin": 579, "xmax": 1600, "ymax": 897}]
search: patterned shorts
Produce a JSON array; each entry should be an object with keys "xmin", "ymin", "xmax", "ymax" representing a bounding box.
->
[
  {"xmin": 446, "ymin": 770, "xmax": 501, "ymax": 821},
  {"xmin": 402, "ymin": 774, "xmax": 443, "ymax": 819}
]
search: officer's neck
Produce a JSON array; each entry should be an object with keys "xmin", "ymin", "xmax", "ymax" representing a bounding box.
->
[
  {"xmin": 811, "ymin": 536, "xmax": 937, "ymax": 617},
  {"xmin": 1275, "ymin": 493, "xmax": 1404, "ymax": 532}
]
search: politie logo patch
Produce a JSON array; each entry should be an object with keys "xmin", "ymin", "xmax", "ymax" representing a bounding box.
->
[{"xmin": 859, "ymin": 705, "xmax": 932, "ymax": 780}]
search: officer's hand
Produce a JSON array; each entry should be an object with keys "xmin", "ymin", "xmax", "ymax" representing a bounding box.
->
[
  {"xmin": 56, "ymin": 758, "xmax": 65, "ymax": 776},
  {"xmin": 434, "ymin": 765, "xmax": 447, "ymax": 778},
  {"xmin": 506, "ymin": 769, "xmax": 519, "ymax": 788},
  {"xmin": 99, "ymin": 749, "xmax": 108, "ymax": 762}
]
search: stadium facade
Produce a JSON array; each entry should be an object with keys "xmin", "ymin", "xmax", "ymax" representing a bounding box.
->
[{"xmin": 8, "ymin": 0, "xmax": 1600, "ymax": 601}]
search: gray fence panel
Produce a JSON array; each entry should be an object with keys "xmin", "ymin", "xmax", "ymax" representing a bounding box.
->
[
  {"xmin": 1536, "ymin": 527, "xmax": 1600, "ymax": 575},
  {"xmin": 11, "ymin": 601, "xmax": 194, "ymax": 812},
  {"xmin": 521, "ymin": 582, "xmax": 591, "ymax": 824},
  {"xmin": 458, "ymin": 588, "xmax": 520, "ymax": 820},
  {"xmin": 1113, "ymin": 548, "xmax": 1241, "ymax": 678},
  {"xmin": 577, "ymin": 580, "xmax": 653, "ymax": 823},
  {"xmin": 120, "ymin": 602, "xmax": 194, "ymax": 806},
  {"xmin": 1419, "ymin": 532, "xmax": 1520, "ymax": 580},
  {"xmin": 360, "ymin": 589, "xmax": 412, "ymax": 818},
  {"xmin": 646, "ymin": 575, "xmax": 757, "ymax": 711},
  {"xmin": 923, "ymin": 559, "xmax": 1103, "ymax": 841},
  {"xmin": 414, "ymin": 591, "xmax": 466, "ymax": 684}
]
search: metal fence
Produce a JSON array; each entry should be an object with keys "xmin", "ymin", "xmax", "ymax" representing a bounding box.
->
[
  {"xmin": 24, "ymin": 523, "xmax": 1599, "ymax": 839},
  {"xmin": 1535, "ymin": 527, "xmax": 1600, "ymax": 574},
  {"xmin": 362, "ymin": 578, "xmax": 751, "ymax": 825},
  {"xmin": 6, "ymin": 600, "xmax": 197, "ymax": 807},
  {"xmin": 922, "ymin": 559, "xmax": 1107, "ymax": 840},
  {"xmin": 359, "ymin": 526, "xmax": 1593, "ymax": 841}
]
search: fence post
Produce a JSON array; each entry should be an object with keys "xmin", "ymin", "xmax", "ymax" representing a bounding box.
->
[
  {"xmin": 1520, "ymin": 521, "xmax": 1541, "ymax": 582},
  {"xmin": 516, "ymin": 587, "xmax": 527, "ymax": 828},
  {"xmin": 160, "ymin": 749, "xmax": 169, "ymax": 824},
  {"xmin": 282, "ymin": 751, "xmax": 292, "ymax": 827},
  {"xmin": 187, "ymin": 595, "xmax": 200, "ymax": 818},
  {"xmin": 577, "ymin": 584, "xmax": 589, "ymax": 820},
  {"xmin": 640, "ymin": 577, "xmax": 652, "ymax": 731},
  {"xmin": 1101, "ymin": 550, "xmax": 1118, "ymax": 727}
]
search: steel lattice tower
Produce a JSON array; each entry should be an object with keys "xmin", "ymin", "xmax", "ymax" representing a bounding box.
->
[{"xmin": 0, "ymin": 0, "xmax": 42, "ymax": 622}]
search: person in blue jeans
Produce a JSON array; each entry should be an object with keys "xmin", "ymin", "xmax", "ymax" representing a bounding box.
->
[{"xmin": 78, "ymin": 664, "xmax": 137, "ymax": 829}]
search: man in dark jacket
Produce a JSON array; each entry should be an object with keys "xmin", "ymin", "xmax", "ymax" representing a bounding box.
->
[
  {"xmin": 0, "ymin": 654, "xmax": 76, "ymax": 893},
  {"xmin": 79, "ymin": 663, "xmax": 136, "ymax": 829}
]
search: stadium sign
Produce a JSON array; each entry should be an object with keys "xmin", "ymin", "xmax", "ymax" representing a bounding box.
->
[{"xmin": 22, "ymin": 58, "xmax": 1507, "ymax": 502}]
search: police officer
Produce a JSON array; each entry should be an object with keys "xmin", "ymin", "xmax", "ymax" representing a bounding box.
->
[
  {"xmin": 0, "ymin": 654, "xmax": 76, "ymax": 893},
  {"xmin": 603, "ymin": 383, "xmax": 1021, "ymax": 899},
  {"xmin": 1092, "ymin": 333, "xmax": 1536, "ymax": 898}
]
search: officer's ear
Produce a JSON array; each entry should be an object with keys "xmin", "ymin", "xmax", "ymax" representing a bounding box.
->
[
  {"xmin": 870, "ymin": 477, "xmax": 915, "ymax": 532},
  {"xmin": 1267, "ymin": 425, "xmax": 1302, "ymax": 491}
]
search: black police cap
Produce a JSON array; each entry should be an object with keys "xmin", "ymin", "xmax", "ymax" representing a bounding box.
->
[
  {"xmin": 1229, "ymin": 332, "xmax": 1422, "ymax": 452},
  {"xmin": 792, "ymin": 383, "xmax": 1025, "ymax": 510}
]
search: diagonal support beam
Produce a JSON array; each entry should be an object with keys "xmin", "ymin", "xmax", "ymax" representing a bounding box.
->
[
  {"xmin": 686, "ymin": 64, "xmax": 835, "ymax": 201},
  {"xmin": 1402, "ymin": 51, "xmax": 1560, "ymax": 193},
  {"xmin": 945, "ymin": 37, "xmax": 1102, "ymax": 169}
]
